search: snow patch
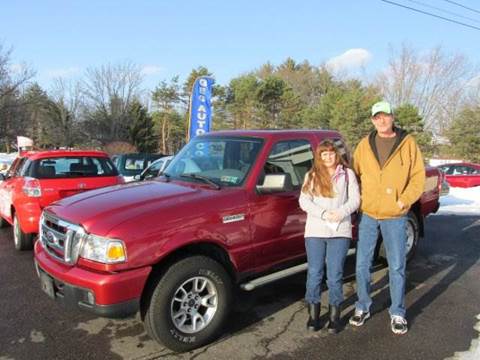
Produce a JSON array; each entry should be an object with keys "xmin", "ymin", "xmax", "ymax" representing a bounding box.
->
[
  {"xmin": 445, "ymin": 314, "xmax": 480, "ymax": 360},
  {"xmin": 436, "ymin": 187, "xmax": 480, "ymax": 216}
]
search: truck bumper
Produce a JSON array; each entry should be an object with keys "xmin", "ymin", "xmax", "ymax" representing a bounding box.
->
[{"xmin": 34, "ymin": 241, "xmax": 152, "ymax": 318}]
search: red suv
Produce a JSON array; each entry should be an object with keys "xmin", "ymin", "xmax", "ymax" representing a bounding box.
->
[{"xmin": 0, "ymin": 150, "xmax": 124, "ymax": 250}]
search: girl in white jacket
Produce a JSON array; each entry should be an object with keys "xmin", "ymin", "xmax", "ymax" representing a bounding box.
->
[{"xmin": 299, "ymin": 139, "xmax": 360, "ymax": 333}]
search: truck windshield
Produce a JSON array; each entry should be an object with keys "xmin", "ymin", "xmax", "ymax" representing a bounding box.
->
[{"xmin": 164, "ymin": 136, "xmax": 263, "ymax": 187}]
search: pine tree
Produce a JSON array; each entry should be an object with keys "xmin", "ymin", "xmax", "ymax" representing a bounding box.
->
[
  {"xmin": 447, "ymin": 106, "xmax": 480, "ymax": 162},
  {"xmin": 394, "ymin": 104, "xmax": 433, "ymax": 158},
  {"xmin": 128, "ymin": 100, "xmax": 157, "ymax": 153}
]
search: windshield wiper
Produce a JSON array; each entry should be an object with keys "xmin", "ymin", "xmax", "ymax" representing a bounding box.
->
[{"xmin": 180, "ymin": 173, "xmax": 221, "ymax": 190}]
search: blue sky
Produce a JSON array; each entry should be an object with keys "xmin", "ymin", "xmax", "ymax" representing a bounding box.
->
[{"xmin": 1, "ymin": 0, "xmax": 479, "ymax": 91}]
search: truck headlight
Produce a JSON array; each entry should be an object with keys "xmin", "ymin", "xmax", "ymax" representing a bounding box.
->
[{"xmin": 79, "ymin": 234, "xmax": 127, "ymax": 264}]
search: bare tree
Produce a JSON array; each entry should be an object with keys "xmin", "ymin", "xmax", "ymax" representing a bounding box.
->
[
  {"xmin": 375, "ymin": 44, "xmax": 473, "ymax": 135},
  {"xmin": 0, "ymin": 43, "xmax": 35, "ymax": 101},
  {"xmin": 48, "ymin": 77, "xmax": 83, "ymax": 146},
  {"xmin": 0, "ymin": 43, "xmax": 36, "ymax": 152},
  {"xmin": 463, "ymin": 75, "xmax": 480, "ymax": 108},
  {"xmin": 80, "ymin": 61, "xmax": 144, "ymax": 144}
]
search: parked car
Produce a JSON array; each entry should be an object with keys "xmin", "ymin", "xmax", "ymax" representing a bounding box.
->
[
  {"xmin": 436, "ymin": 162, "xmax": 480, "ymax": 188},
  {"xmin": 134, "ymin": 156, "xmax": 174, "ymax": 181},
  {"xmin": 34, "ymin": 130, "xmax": 442, "ymax": 352},
  {"xmin": 111, "ymin": 153, "xmax": 166, "ymax": 182},
  {"xmin": 0, "ymin": 150, "xmax": 124, "ymax": 250}
]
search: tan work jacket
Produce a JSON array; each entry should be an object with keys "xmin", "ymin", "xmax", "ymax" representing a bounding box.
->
[{"xmin": 353, "ymin": 129, "xmax": 426, "ymax": 219}]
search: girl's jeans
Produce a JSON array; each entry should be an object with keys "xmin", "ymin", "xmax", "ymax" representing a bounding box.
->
[{"xmin": 305, "ymin": 237, "xmax": 350, "ymax": 305}]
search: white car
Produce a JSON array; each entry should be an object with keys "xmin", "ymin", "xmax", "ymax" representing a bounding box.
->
[{"xmin": 135, "ymin": 156, "xmax": 174, "ymax": 181}]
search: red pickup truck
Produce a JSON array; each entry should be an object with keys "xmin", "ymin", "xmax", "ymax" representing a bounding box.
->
[
  {"xmin": 33, "ymin": 131, "xmax": 441, "ymax": 352},
  {"xmin": 0, "ymin": 150, "xmax": 123, "ymax": 250}
]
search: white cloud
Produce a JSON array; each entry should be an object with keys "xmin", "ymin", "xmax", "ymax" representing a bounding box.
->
[
  {"xmin": 326, "ymin": 48, "xmax": 372, "ymax": 72},
  {"xmin": 141, "ymin": 65, "xmax": 164, "ymax": 76},
  {"xmin": 45, "ymin": 67, "xmax": 81, "ymax": 79}
]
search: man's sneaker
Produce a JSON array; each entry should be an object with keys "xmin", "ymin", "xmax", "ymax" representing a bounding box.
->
[
  {"xmin": 349, "ymin": 309, "xmax": 370, "ymax": 327},
  {"xmin": 391, "ymin": 315, "xmax": 408, "ymax": 335}
]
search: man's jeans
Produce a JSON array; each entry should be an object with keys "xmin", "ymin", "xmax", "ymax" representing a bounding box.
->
[
  {"xmin": 355, "ymin": 213, "xmax": 407, "ymax": 317},
  {"xmin": 305, "ymin": 237, "xmax": 350, "ymax": 306}
]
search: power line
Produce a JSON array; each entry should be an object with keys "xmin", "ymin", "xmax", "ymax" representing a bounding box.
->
[
  {"xmin": 405, "ymin": 0, "xmax": 480, "ymax": 24},
  {"xmin": 442, "ymin": 0, "xmax": 480, "ymax": 15},
  {"xmin": 380, "ymin": 0, "xmax": 480, "ymax": 31}
]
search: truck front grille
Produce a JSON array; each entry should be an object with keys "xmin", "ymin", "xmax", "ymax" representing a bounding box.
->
[{"xmin": 40, "ymin": 211, "xmax": 84, "ymax": 265}]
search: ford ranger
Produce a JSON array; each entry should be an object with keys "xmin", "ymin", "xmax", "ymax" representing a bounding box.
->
[{"xmin": 33, "ymin": 130, "xmax": 441, "ymax": 352}]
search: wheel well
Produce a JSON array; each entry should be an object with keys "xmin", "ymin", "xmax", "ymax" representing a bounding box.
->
[{"xmin": 139, "ymin": 242, "xmax": 236, "ymax": 319}]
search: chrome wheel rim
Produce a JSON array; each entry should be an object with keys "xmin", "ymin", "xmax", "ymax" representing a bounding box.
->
[
  {"xmin": 406, "ymin": 219, "xmax": 415, "ymax": 255},
  {"xmin": 13, "ymin": 216, "xmax": 20, "ymax": 247},
  {"xmin": 170, "ymin": 276, "xmax": 218, "ymax": 334}
]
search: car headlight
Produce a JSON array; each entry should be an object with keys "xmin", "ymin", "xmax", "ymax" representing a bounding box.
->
[{"xmin": 79, "ymin": 234, "xmax": 127, "ymax": 264}]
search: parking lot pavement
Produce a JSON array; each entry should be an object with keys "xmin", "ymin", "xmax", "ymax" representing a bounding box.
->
[{"xmin": 1, "ymin": 214, "xmax": 479, "ymax": 360}]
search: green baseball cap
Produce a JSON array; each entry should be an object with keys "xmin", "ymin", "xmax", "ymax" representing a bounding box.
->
[{"xmin": 371, "ymin": 101, "xmax": 393, "ymax": 117}]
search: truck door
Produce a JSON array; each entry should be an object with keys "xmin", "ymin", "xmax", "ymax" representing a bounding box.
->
[{"xmin": 249, "ymin": 139, "xmax": 314, "ymax": 269}]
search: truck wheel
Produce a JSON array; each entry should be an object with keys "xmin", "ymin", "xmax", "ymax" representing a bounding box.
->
[
  {"xmin": 144, "ymin": 255, "xmax": 233, "ymax": 352},
  {"xmin": 13, "ymin": 214, "xmax": 34, "ymax": 251},
  {"xmin": 378, "ymin": 211, "xmax": 420, "ymax": 263}
]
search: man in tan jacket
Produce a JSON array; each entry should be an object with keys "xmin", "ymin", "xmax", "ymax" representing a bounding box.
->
[{"xmin": 349, "ymin": 101, "xmax": 425, "ymax": 335}]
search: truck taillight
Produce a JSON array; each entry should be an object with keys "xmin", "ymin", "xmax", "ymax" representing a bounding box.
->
[{"xmin": 23, "ymin": 177, "xmax": 42, "ymax": 197}]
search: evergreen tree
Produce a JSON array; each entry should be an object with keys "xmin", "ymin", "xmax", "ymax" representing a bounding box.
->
[
  {"xmin": 152, "ymin": 77, "xmax": 184, "ymax": 153},
  {"xmin": 23, "ymin": 83, "xmax": 56, "ymax": 147},
  {"xmin": 316, "ymin": 80, "xmax": 380, "ymax": 148},
  {"xmin": 447, "ymin": 106, "xmax": 480, "ymax": 162},
  {"xmin": 394, "ymin": 104, "xmax": 433, "ymax": 158},
  {"xmin": 152, "ymin": 110, "xmax": 185, "ymax": 154},
  {"xmin": 224, "ymin": 74, "xmax": 260, "ymax": 129},
  {"xmin": 128, "ymin": 100, "xmax": 157, "ymax": 153},
  {"xmin": 255, "ymin": 76, "xmax": 288, "ymax": 128}
]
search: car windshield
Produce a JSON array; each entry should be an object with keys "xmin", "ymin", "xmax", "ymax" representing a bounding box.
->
[{"xmin": 164, "ymin": 136, "xmax": 263, "ymax": 187}]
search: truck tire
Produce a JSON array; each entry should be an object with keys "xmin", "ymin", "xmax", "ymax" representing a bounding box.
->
[
  {"xmin": 378, "ymin": 211, "xmax": 420, "ymax": 263},
  {"xmin": 144, "ymin": 255, "xmax": 233, "ymax": 352},
  {"xmin": 13, "ymin": 214, "xmax": 34, "ymax": 251}
]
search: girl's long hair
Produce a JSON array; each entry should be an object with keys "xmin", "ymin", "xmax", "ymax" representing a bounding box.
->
[{"xmin": 302, "ymin": 139, "xmax": 348, "ymax": 198}]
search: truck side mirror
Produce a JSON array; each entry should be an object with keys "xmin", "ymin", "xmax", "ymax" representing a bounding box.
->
[{"xmin": 256, "ymin": 173, "xmax": 293, "ymax": 194}]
